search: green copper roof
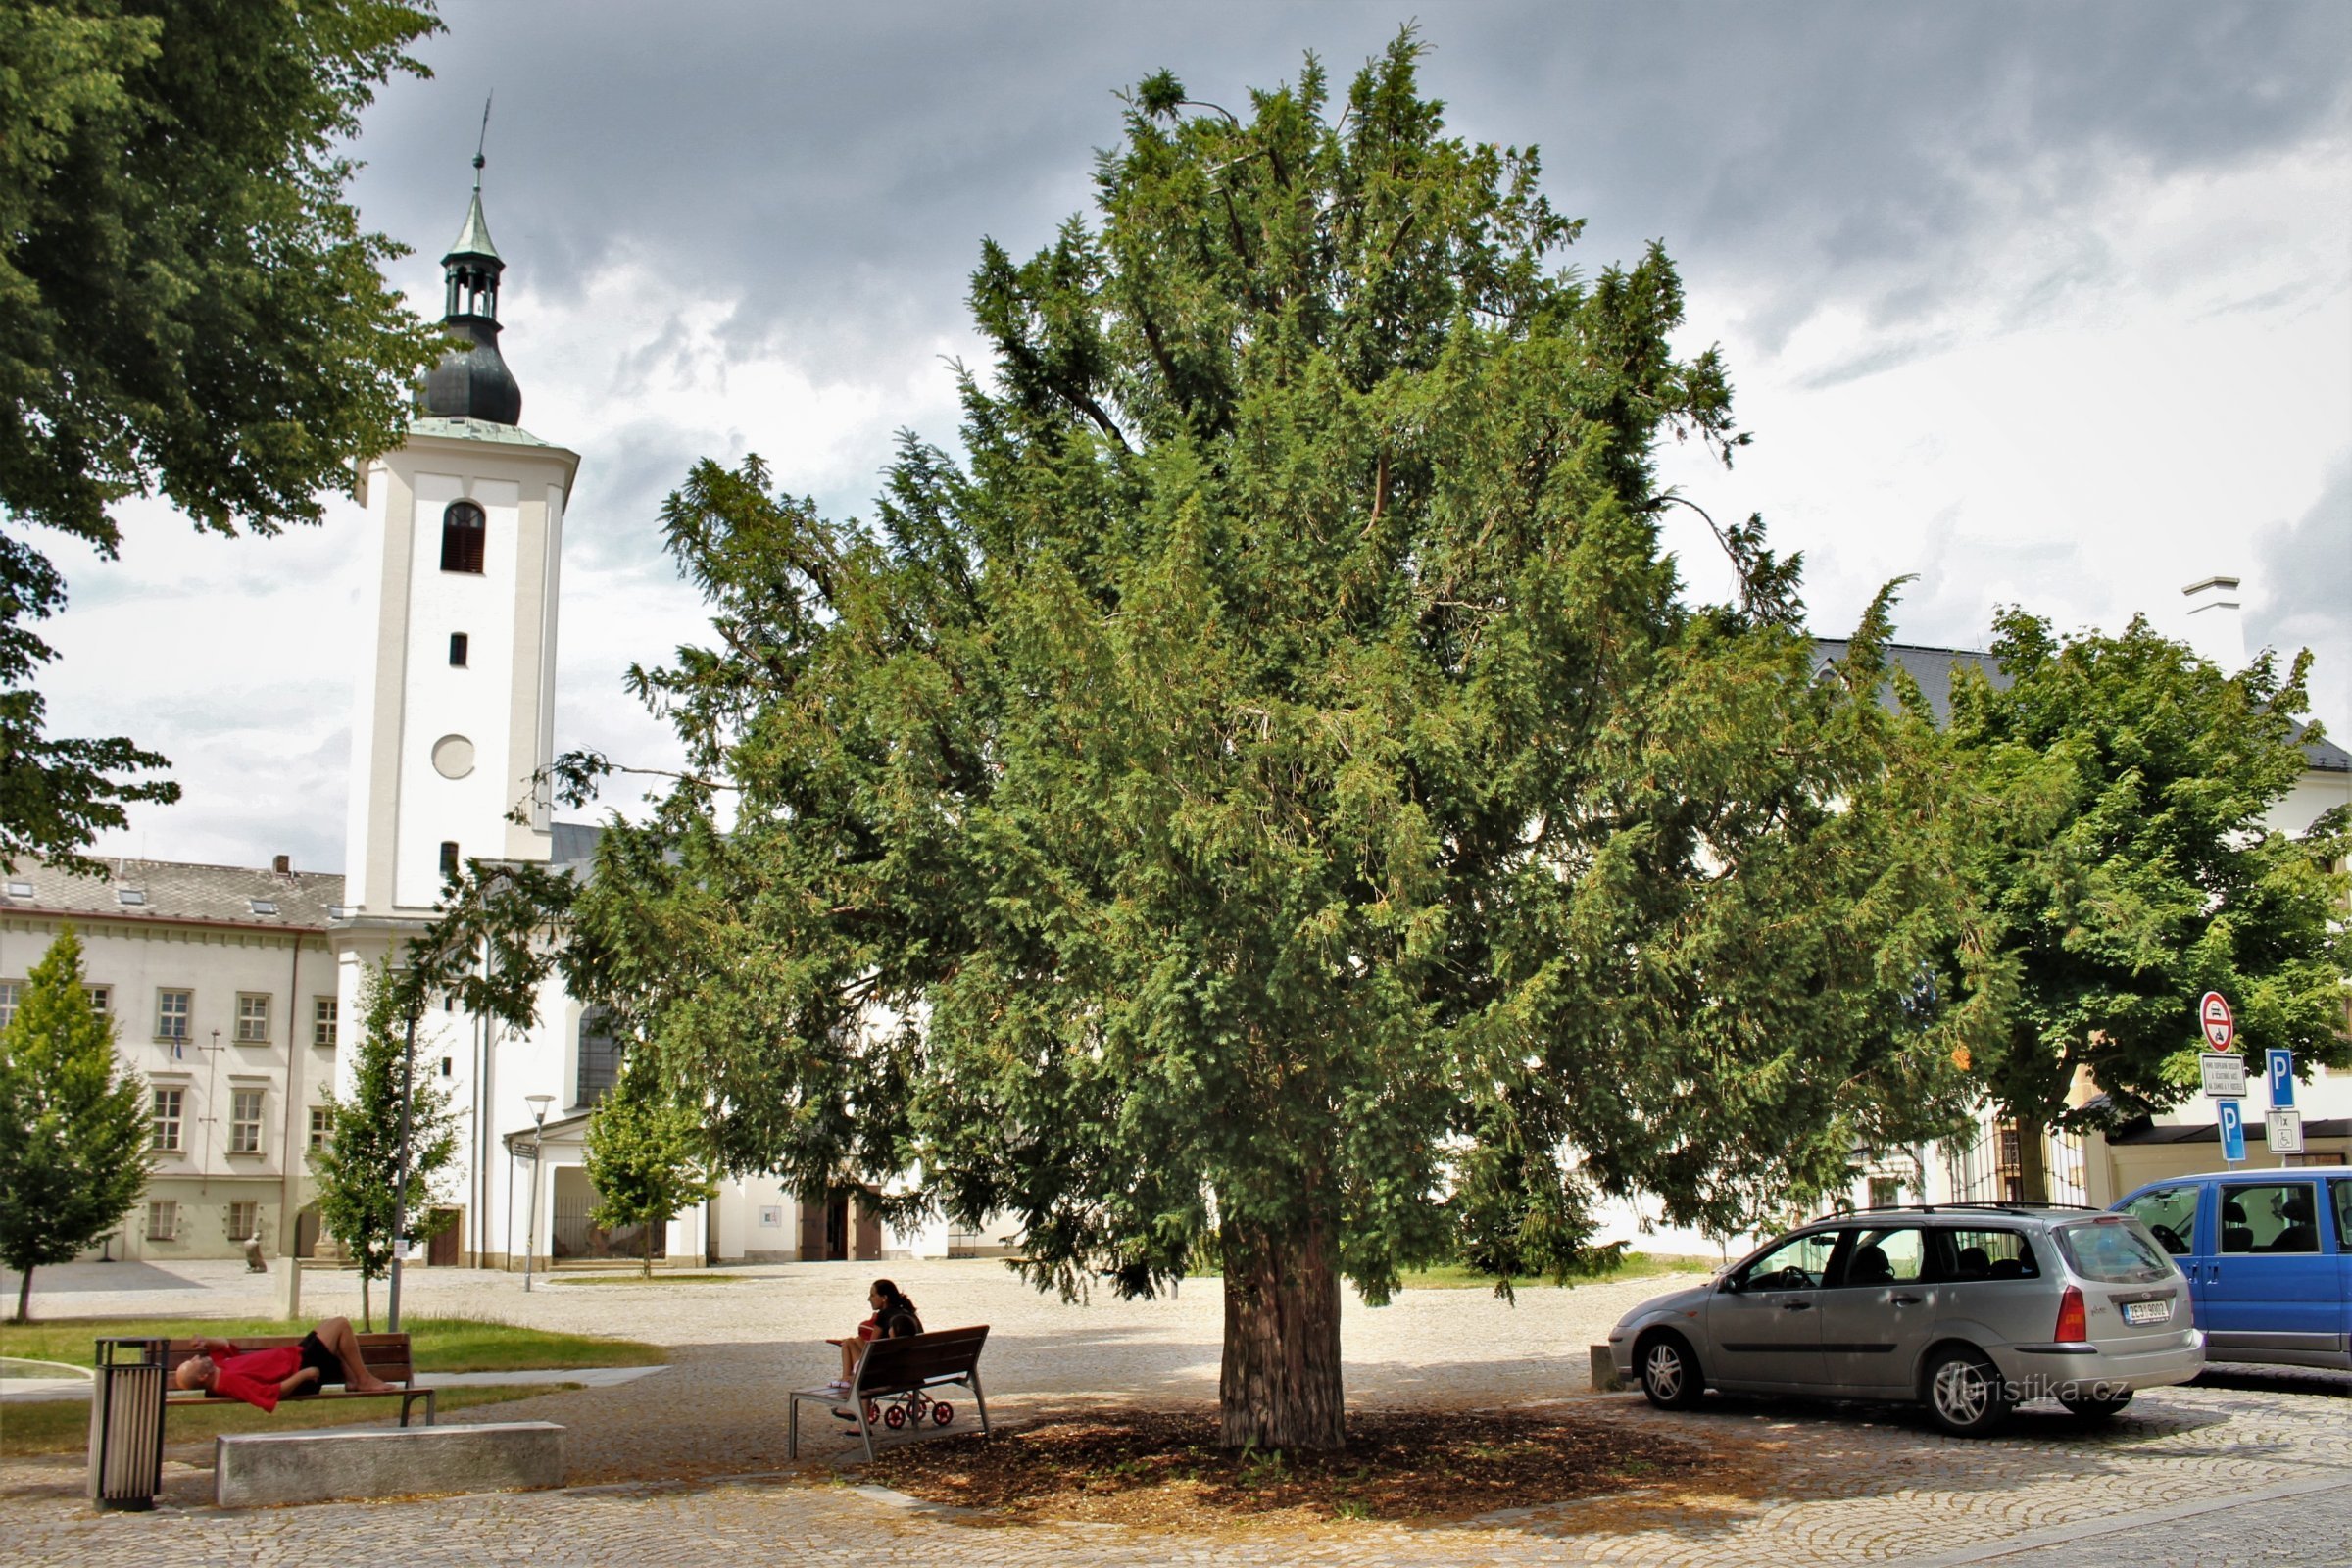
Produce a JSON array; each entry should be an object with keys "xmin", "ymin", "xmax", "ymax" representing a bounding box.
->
[{"xmin": 446, "ymin": 188, "xmax": 500, "ymax": 262}]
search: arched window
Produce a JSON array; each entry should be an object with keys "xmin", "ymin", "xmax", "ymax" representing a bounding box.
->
[{"xmin": 440, "ymin": 500, "xmax": 486, "ymax": 573}]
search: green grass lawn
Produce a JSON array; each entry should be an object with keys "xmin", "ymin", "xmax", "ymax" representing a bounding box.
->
[
  {"xmin": 0, "ymin": 1314, "xmax": 663, "ymax": 1373},
  {"xmin": 0, "ymin": 1382, "xmax": 577, "ymax": 1456}
]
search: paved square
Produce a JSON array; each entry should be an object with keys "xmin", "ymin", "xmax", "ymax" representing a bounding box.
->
[{"xmin": 5, "ymin": 1259, "xmax": 2346, "ymax": 1565}]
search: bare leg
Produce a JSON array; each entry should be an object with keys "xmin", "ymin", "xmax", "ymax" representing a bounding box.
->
[{"xmin": 313, "ymin": 1316, "xmax": 395, "ymax": 1393}]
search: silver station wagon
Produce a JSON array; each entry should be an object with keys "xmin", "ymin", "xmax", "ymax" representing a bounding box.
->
[{"xmin": 1607, "ymin": 1203, "xmax": 2205, "ymax": 1436}]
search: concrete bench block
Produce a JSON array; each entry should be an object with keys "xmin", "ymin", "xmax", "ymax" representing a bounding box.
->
[
  {"xmin": 214, "ymin": 1421, "xmax": 564, "ymax": 1508},
  {"xmin": 1590, "ymin": 1344, "xmax": 1626, "ymax": 1392}
]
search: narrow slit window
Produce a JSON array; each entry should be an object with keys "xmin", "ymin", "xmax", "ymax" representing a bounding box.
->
[
  {"xmin": 440, "ymin": 501, "xmax": 486, "ymax": 574},
  {"xmin": 449, "ymin": 631, "xmax": 469, "ymax": 666},
  {"xmin": 439, "ymin": 840, "xmax": 461, "ymax": 881}
]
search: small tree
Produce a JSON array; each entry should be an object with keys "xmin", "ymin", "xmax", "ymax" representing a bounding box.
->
[
  {"xmin": 309, "ymin": 960, "xmax": 456, "ymax": 1327},
  {"xmin": 1951, "ymin": 610, "xmax": 2352, "ymax": 1196},
  {"xmin": 0, "ymin": 927, "xmax": 149, "ymax": 1320},
  {"xmin": 583, "ymin": 1062, "xmax": 715, "ymax": 1277}
]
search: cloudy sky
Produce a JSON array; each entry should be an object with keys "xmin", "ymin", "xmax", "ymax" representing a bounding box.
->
[{"xmin": 40, "ymin": 0, "xmax": 2352, "ymax": 873}]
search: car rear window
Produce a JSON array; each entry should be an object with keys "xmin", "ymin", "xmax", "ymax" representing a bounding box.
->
[{"xmin": 2054, "ymin": 1217, "xmax": 2174, "ymax": 1284}]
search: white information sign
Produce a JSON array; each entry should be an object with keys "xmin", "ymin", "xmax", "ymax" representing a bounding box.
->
[
  {"xmin": 2200, "ymin": 1053, "xmax": 2247, "ymax": 1099},
  {"xmin": 2267, "ymin": 1109, "xmax": 2305, "ymax": 1155}
]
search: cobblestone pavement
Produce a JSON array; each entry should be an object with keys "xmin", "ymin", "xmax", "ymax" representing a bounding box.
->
[{"xmin": 4, "ymin": 1259, "xmax": 2346, "ymax": 1565}]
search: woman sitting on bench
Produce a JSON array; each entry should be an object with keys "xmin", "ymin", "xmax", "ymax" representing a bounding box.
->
[
  {"xmin": 825, "ymin": 1278, "xmax": 922, "ymax": 1390},
  {"xmin": 171, "ymin": 1316, "xmax": 397, "ymax": 1410}
]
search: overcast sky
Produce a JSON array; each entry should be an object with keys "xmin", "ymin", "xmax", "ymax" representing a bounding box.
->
[{"xmin": 40, "ymin": 0, "xmax": 2352, "ymax": 873}]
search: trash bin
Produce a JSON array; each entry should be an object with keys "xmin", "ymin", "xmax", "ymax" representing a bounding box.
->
[{"xmin": 86, "ymin": 1337, "xmax": 168, "ymax": 1510}]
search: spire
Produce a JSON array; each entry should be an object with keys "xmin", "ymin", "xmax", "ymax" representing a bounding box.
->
[{"xmin": 421, "ymin": 99, "xmax": 522, "ymax": 425}]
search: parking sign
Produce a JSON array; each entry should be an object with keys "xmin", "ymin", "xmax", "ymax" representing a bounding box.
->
[
  {"xmin": 2217, "ymin": 1100, "xmax": 2246, "ymax": 1163},
  {"xmin": 2267, "ymin": 1048, "xmax": 2295, "ymax": 1109}
]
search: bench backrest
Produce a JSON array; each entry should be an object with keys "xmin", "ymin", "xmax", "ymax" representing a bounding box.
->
[
  {"xmin": 854, "ymin": 1325, "xmax": 988, "ymax": 1396},
  {"xmin": 161, "ymin": 1333, "xmax": 417, "ymax": 1391}
]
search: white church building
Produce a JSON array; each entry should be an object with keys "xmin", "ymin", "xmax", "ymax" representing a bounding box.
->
[{"xmin": 0, "ymin": 177, "xmax": 974, "ymax": 1271}]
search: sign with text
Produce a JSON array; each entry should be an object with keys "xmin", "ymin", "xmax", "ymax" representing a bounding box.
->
[
  {"xmin": 2199, "ymin": 990, "xmax": 2235, "ymax": 1050},
  {"xmin": 2217, "ymin": 1100, "xmax": 2246, "ymax": 1163},
  {"xmin": 2200, "ymin": 1053, "xmax": 2247, "ymax": 1099},
  {"xmin": 2267, "ymin": 1108, "xmax": 2304, "ymax": 1155},
  {"xmin": 2267, "ymin": 1049, "xmax": 2295, "ymax": 1109}
]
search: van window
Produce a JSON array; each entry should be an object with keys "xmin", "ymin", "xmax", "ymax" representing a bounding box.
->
[
  {"xmin": 2219, "ymin": 1182, "xmax": 2322, "ymax": 1254},
  {"xmin": 2054, "ymin": 1218, "xmax": 2173, "ymax": 1284},
  {"xmin": 2335, "ymin": 1180, "xmax": 2352, "ymax": 1251},
  {"xmin": 2121, "ymin": 1186, "xmax": 2198, "ymax": 1255},
  {"xmin": 1939, "ymin": 1227, "xmax": 2038, "ymax": 1280}
]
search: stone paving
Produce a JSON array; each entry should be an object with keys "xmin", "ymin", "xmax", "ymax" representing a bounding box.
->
[{"xmin": 3, "ymin": 1258, "xmax": 2347, "ymax": 1565}]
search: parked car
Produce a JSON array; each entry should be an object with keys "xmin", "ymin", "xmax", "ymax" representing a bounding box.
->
[
  {"xmin": 1607, "ymin": 1203, "xmax": 2204, "ymax": 1436},
  {"xmin": 2111, "ymin": 1168, "xmax": 2352, "ymax": 1371}
]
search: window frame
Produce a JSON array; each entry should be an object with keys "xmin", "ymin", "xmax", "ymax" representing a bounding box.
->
[
  {"xmin": 439, "ymin": 499, "xmax": 487, "ymax": 574},
  {"xmin": 227, "ymin": 1200, "xmax": 260, "ymax": 1243},
  {"xmin": 234, "ymin": 991, "xmax": 271, "ymax": 1044},
  {"xmin": 313, "ymin": 995, "xmax": 338, "ymax": 1048},
  {"xmin": 145, "ymin": 1199, "xmax": 177, "ymax": 1242},
  {"xmin": 151, "ymin": 1086, "xmax": 184, "ymax": 1152},
  {"xmin": 0, "ymin": 978, "xmax": 20, "ymax": 1032},
  {"xmin": 84, "ymin": 983, "xmax": 111, "ymax": 1016},
  {"xmin": 228, "ymin": 1087, "xmax": 266, "ymax": 1154},
  {"xmin": 154, "ymin": 987, "xmax": 191, "ymax": 1042},
  {"xmin": 449, "ymin": 631, "xmax": 469, "ymax": 666},
  {"xmin": 309, "ymin": 1104, "xmax": 331, "ymax": 1149},
  {"xmin": 1828, "ymin": 1224, "xmax": 1929, "ymax": 1288},
  {"xmin": 2217, "ymin": 1180, "xmax": 2324, "ymax": 1255}
]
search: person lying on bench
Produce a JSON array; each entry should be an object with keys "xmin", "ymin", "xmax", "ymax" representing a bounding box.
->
[
  {"xmin": 171, "ymin": 1316, "xmax": 398, "ymax": 1410},
  {"xmin": 825, "ymin": 1278, "xmax": 922, "ymax": 1390}
]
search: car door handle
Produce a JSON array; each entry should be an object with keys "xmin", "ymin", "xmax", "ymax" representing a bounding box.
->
[
  {"xmin": 1890, "ymin": 1294, "xmax": 1923, "ymax": 1305},
  {"xmin": 1781, "ymin": 1300, "xmax": 1813, "ymax": 1312}
]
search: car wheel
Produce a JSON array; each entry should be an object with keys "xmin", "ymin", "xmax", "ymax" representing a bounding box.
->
[
  {"xmin": 2059, "ymin": 1389, "xmax": 2133, "ymax": 1421},
  {"xmin": 1924, "ymin": 1347, "xmax": 2012, "ymax": 1438},
  {"xmin": 1639, "ymin": 1332, "xmax": 1705, "ymax": 1410}
]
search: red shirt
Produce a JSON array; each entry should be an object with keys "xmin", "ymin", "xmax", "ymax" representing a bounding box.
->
[{"xmin": 209, "ymin": 1346, "xmax": 302, "ymax": 1411}]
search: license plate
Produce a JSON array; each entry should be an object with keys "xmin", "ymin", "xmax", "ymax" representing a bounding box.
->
[{"xmin": 2124, "ymin": 1299, "xmax": 2171, "ymax": 1326}]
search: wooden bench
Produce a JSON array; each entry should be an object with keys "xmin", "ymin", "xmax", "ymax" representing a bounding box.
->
[
  {"xmin": 160, "ymin": 1334, "xmax": 437, "ymax": 1427},
  {"xmin": 787, "ymin": 1325, "xmax": 990, "ymax": 1462}
]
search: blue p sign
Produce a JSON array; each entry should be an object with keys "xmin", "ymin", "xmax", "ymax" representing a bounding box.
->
[
  {"xmin": 2218, "ymin": 1100, "xmax": 2246, "ymax": 1163},
  {"xmin": 2268, "ymin": 1049, "xmax": 2295, "ymax": 1109}
]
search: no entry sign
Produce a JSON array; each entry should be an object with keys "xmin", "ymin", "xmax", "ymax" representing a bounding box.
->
[{"xmin": 2199, "ymin": 991, "xmax": 2235, "ymax": 1051}]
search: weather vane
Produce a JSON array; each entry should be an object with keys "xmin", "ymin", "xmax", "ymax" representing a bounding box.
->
[{"xmin": 473, "ymin": 92, "xmax": 493, "ymax": 186}]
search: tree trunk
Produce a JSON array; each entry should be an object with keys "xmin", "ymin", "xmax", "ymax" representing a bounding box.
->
[
  {"xmin": 14, "ymin": 1264, "xmax": 31, "ymax": 1323},
  {"xmin": 643, "ymin": 1219, "xmax": 654, "ymax": 1279},
  {"xmin": 1218, "ymin": 1213, "xmax": 1346, "ymax": 1452},
  {"xmin": 2014, "ymin": 1110, "xmax": 2050, "ymax": 1203},
  {"xmin": 360, "ymin": 1270, "xmax": 372, "ymax": 1333}
]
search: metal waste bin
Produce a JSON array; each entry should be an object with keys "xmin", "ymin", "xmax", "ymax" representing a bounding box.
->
[{"xmin": 86, "ymin": 1337, "xmax": 168, "ymax": 1510}]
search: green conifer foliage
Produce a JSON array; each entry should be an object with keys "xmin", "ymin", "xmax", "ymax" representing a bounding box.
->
[
  {"xmin": 559, "ymin": 37, "xmax": 1995, "ymax": 1447},
  {"xmin": 0, "ymin": 926, "xmax": 148, "ymax": 1321},
  {"xmin": 308, "ymin": 961, "xmax": 456, "ymax": 1329}
]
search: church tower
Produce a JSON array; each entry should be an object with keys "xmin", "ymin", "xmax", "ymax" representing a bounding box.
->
[{"xmin": 344, "ymin": 164, "xmax": 579, "ymax": 916}]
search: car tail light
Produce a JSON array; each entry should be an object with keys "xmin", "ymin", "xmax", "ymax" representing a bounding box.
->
[{"xmin": 2055, "ymin": 1284, "xmax": 2087, "ymax": 1343}]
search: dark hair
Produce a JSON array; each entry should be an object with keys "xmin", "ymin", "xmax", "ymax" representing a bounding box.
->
[{"xmin": 870, "ymin": 1278, "xmax": 915, "ymax": 1314}]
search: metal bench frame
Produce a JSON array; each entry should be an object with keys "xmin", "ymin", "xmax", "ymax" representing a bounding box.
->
[{"xmin": 787, "ymin": 1324, "xmax": 991, "ymax": 1462}]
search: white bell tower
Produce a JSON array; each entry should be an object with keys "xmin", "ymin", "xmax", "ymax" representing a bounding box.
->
[{"xmin": 343, "ymin": 173, "xmax": 580, "ymax": 917}]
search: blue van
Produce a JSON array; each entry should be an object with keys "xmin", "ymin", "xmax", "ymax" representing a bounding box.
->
[{"xmin": 2112, "ymin": 1169, "xmax": 2352, "ymax": 1370}]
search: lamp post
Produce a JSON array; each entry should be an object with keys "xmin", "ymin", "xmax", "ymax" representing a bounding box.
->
[{"xmin": 522, "ymin": 1093, "xmax": 554, "ymax": 1291}]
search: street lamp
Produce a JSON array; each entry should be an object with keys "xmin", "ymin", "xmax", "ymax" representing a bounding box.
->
[{"xmin": 522, "ymin": 1093, "xmax": 554, "ymax": 1291}]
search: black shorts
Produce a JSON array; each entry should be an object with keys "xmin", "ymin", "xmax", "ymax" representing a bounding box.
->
[{"xmin": 296, "ymin": 1330, "xmax": 342, "ymax": 1385}]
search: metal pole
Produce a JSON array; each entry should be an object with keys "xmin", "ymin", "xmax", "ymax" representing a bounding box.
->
[{"xmin": 387, "ymin": 1003, "xmax": 418, "ymax": 1332}]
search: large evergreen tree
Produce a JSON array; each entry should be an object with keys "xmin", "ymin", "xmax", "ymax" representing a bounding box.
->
[
  {"xmin": 308, "ymin": 960, "xmax": 456, "ymax": 1329},
  {"xmin": 550, "ymin": 38, "xmax": 1995, "ymax": 1448},
  {"xmin": 0, "ymin": 0, "xmax": 444, "ymax": 867},
  {"xmin": 0, "ymin": 926, "xmax": 148, "ymax": 1321},
  {"xmin": 1950, "ymin": 611, "xmax": 2350, "ymax": 1197}
]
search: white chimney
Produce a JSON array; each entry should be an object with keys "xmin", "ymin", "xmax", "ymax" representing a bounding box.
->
[{"xmin": 2181, "ymin": 574, "xmax": 2247, "ymax": 671}]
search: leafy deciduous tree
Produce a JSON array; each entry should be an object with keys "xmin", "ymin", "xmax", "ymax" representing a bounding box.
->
[
  {"xmin": 1949, "ymin": 611, "xmax": 2350, "ymax": 1197},
  {"xmin": 583, "ymin": 1061, "xmax": 716, "ymax": 1277},
  {"xmin": 548, "ymin": 37, "xmax": 1995, "ymax": 1449},
  {"xmin": 0, "ymin": 0, "xmax": 445, "ymax": 867},
  {"xmin": 0, "ymin": 925, "xmax": 148, "ymax": 1321}
]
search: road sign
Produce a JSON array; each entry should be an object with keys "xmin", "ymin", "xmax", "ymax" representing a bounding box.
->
[
  {"xmin": 2268, "ymin": 1108, "xmax": 2305, "ymax": 1155},
  {"xmin": 2217, "ymin": 1100, "xmax": 2246, "ymax": 1163},
  {"xmin": 2198, "ymin": 991, "xmax": 2234, "ymax": 1050},
  {"xmin": 2201, "ymin": 1053, "xmax": 2246, "ymax": 1099},
  {"xmin": 2267, "ymin": 1049, "xmax": 2295, "ymax": 1109}
]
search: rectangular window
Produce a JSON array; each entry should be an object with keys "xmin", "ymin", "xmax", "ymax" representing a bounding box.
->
[
  {"xmin": 1834, "ymin": 1225, "xmax": 1928, "ymax": 1286},
  {"xmin": 439, "ymin": 840, "xmax": 461, "ymax": 880},
  {"xmin": 1939, "ymin": 1227, "xmax": 2040, "ymax": 1280},
  {"xmin": 2056, "ymin": 1217, "xmax": 2175, "ymax": 1283},
  {"xmin": 1867, "ymin": 1176, "xmax": 1902, "ymax": 1210},
  {"xmin": 449, "ymin": 631, "xmax": 469, "ymax": 666},
  {"xmin": 229, "ymin": 1088, "xmax": 265, "ymax": 1153},
  {"xmin": 309, "ymin": 1105, "xmax": 331, "ymax": 1148},
  {"xmin": 227, "ymin": 1200, "xmax": 260, "ymax": 1243},
  {"xmin": 146, "ymin": 1200, "xmax": 177, "ymax": 1242},
  {"xmin": 152, "ymin": 1087, "xmax": 184, "ymax": 1152},
  {"xmin": 2218, "ymin": 1182, "xmax": 2322, "ymax": 1254},
  {"xmin": 155, "ymin": 988, "xmax": 190, "ymax": 1041},
  {"xmin": 234, "ymin": 992, "xmax": 271, "ymax": 1043},
  {"xmin": 0, "ymin": 979, "xmax": 18, "ymax": 1031},
  {"xmin": 313, "ymin": 996, "xmax": 338, "ymax": 1047},
  {"xmin": 577, "ymin": 1006, "xmax": 624, "ymax": 1108},
  {"xmin": 85, "ymin": 984, "xmax": 111, "ymax": 1015}
]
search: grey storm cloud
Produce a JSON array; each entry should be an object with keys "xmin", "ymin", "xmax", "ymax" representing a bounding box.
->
[{"xmin": 349, "ymin": 1, "xmax": 2351, "ymax": 374}]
